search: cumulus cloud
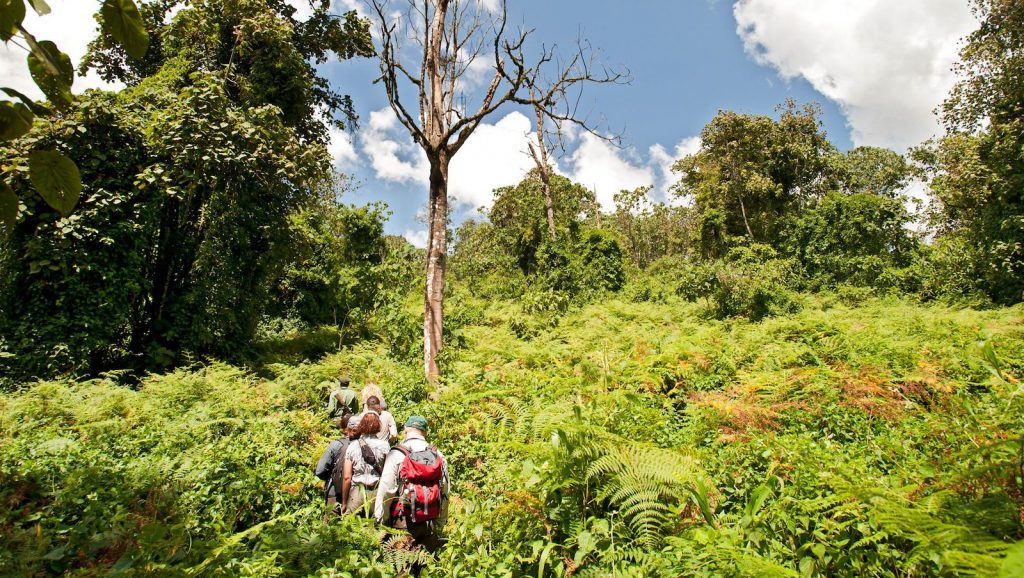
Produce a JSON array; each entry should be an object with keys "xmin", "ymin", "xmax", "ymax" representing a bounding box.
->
[
  {"xmin": 360, "ymin": 108, "xmax": 430, "ymax": 184},
  {"xmin": 448, "ymin": 111, "xmax": 535, "ymax": 209},
  {"xmin": 332, "ymin": 0, "xmax": 364, "ymax": 16},
  {"xmin": 355, "ymin": 110, "xmax": 699, "ymax": 215},
  {"xmin": 327, "ymin": 127, "xmax": 359, "ymax": 171},
  {"xmin": 286, "ymin": 0, "xmax": 314, "ymax": 21},
  {"xmin": 733, "ymin": 0, "xmax": 977, "ymax": 150},
  {"xmin": 358, "ymin": 108, "xmax": 536, "ymax": 210},
  {"xmin": 403, "ymin": 229, "xmax": 429, "ymax": 248},
  {"xmin": 564, "ymin": 134, "xmax": 655, "ymax": 211},
  {"xmin": 1, "ymin": 0, "xmax": 123, "ymax": 101},
  {"xmin": 649, "ymin": 136, "xmax": 701, "ymax": 204}
]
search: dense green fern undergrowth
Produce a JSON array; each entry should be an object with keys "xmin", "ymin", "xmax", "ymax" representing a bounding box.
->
[{"xmin": 2, "ymin": 296, "xmax": 1023, "ymax": 577}]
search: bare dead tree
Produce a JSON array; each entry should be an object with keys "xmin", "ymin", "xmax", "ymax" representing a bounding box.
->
[{"xmin": 369, "ymin": 0, "xmax": 626, "ymax": 380}]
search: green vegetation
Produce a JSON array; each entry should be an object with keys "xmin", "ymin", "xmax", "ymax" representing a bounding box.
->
[
  {"xmin": 2, "ymin": 297, "xmax": 1022, "ymax": 576},
  {"xmin": 1, "ymin": 0, "xmax": 1023, "ymax": 575}
]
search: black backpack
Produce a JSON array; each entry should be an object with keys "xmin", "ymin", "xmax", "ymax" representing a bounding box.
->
[
  {"xmin": 359, "ymin": 439, "xmax": 384, "ymax": 477},
  {"xmin": 329, "ymin": 438, "xmax": 352, "ymax": 500}
]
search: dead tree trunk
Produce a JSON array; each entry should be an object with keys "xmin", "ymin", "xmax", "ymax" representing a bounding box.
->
[
  {"xmin": 528, "ymin": 103, "xmax": 556, "ymax": 240},
  {"xmin": 370, "ymin": 0, "xmax": 626, "ymax": 381},
  {"xmin": 423, "ymin": 152, "xmax": 448, "ymax": 378}
]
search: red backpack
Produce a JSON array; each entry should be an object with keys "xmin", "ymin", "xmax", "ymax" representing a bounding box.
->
[{"xmin": 390, "ymin": 445, "xmax": 444, "ymax": 523}]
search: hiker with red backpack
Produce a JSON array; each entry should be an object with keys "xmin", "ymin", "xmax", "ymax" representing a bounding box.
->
[{"xmin": 374, "ymin": 415, "xmax": 449, "ymax": 558}]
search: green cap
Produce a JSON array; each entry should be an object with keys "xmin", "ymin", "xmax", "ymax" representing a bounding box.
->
[{"xmin": 404, "ymin": 415, "xmax": 428, "ymax": 432}]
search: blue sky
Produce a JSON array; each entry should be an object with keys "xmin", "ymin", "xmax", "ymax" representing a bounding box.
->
[
  {"xmin": 317, "ymin": 0, "xmax": 976, "ymax": 245},
  {"xmin": 1, "ymin": 0, "xmax": 978, "ymax": 245}
]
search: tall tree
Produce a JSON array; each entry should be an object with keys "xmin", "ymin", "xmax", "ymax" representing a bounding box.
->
[
  {"xmin": 672, "ymin": 101, "xmax": 835, "ymax": 257},
  {"xmin": 0, "ymin": 0, "xmax": 373, "ymax": 377},
  {"xmin": 919, "ymin": 0, "xmax": 1024, "ymax": 303},
  {"xmin": 369, "ymin": 0, "xmax": 623, "ymax": 379},
  {"xmin": 489, "ymin": 169, "xmax": 598, "ymax": 275}
]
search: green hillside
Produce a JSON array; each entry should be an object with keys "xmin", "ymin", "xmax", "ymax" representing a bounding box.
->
[{"xmin": 3, "ymin": 296, "xmax": 1022, "ymax": 576}]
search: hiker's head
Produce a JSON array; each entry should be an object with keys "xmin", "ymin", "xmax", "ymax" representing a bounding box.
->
[
  {"xmin": 338, "ymin": 375, "xmax": 351, "ymax": 388},
  {"xmin": 345, "ymin": 414, "xmax": 361, "ymax": 437},
  {"xmin": 357, "ymin": 412, "xmax": 382, "ymax": 437},
  {"xmin": 404, "ymin": 415, "xmax": 428, "ymax": 436},
  {"xmin": 361, "ymin": 383, "xmax": 383, "ymax": 404},
  {"xmin": 366, "ymin": 395, "xmax": 382, "ymax": 413}
]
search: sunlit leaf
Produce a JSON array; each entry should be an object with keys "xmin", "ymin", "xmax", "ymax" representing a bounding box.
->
[
  {"xmin": 26, "ymin": 0, "xmax": 47, "ymax": 15},
  {"xmin": 100, "ymin": 0, "xmax": 149, "ymax": 59},
  {"xmin": 28, "ymin": 149, "xmax": 81, "ymax": 216},
  {"xmin": 0, "ymin": 99, "xmax": 33, "ymax": 140},
  {"xmin": 26, "ymin": 39, "xmax": 73, "ymax": 107},
  {"xmin": 0, "ymin": 0, "xmax": 25, "ymax": 41},
  {"xmin": 0, "ymin": 181, "xmax": 18, "ymax": 230},
  {"xmin": 1001, "ymin": 540, "xmax": 1024, "ymax": 578}
]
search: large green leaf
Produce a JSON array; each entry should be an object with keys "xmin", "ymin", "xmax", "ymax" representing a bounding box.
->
[
  {"xmin": 28, "ymin": 149, "xmax": 81, "ymax": 216},
  {"xmin": 0, "ymin": 181, "xmax": 18, "ymax": 230},
  {"xmin": 1001, "ymin": 540, "xmax": 1024, "ymax": 578},
  {"xmin": 0, "ymin": 0, "xmax": 25, "ymax": 41},
  {"xmin": 26, "ymin": 0, "xmax": 48, "ymax": 15},
  {"xmin": 100, "ymin": 0, "xmax": 149, "ymax": 59},
  {"xmin": 0, "ymin": 99, "xmax": 33, "ymax": 140},
  {"xmin": 26, "ymin": 39, "xmax": 73, "ymax": 107},
  {"xmin": 2, "ymin": 86, "xmax": 50, "ymax": 115}
]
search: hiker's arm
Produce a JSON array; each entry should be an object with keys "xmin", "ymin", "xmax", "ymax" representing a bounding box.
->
[
  {"xmin": 374, "ymin": 450, "xmax": 402, "ymax": 523},
  {"xmin": 387, "ymin": 415, "xmax": 398, "ymax": 442},
  {"xmin": 314, "ymin": 443, "xmax": 335, "ymax": 481},
  {"xmin": 340, "ymin": 459, "xmax": 353, "ymax": 510},
  {"xmin": 326, "ymin": 391, "xmax": 337, "ymax": 417}
]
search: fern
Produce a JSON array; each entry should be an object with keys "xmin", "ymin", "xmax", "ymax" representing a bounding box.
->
[{"xmin": 850, "ymin": 486, "xmax": 1010, "ymax": 576}]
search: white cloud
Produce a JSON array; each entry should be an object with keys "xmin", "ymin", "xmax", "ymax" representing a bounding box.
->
[
  {"xmin": 448, "ymin": 111, "xmax": 534, "ymax": 209},
  {"xmin": 354, "ymin": 110, "xmax": 700, "ymax": 216},
  {"xmin": 404, "ymin": 229, "xmax": 428, "ymax": 248},
  {"xmin": 649, "ymin": 136, "xmax": 700, "ymax": 204},
  {"xmin": 332, "ymin": 0, "xmax": 364, "ymax": 16},
  {"xmin": 327, "ymin": 126, "xmax": 359, "ymax": 171},
  {"xmin": 733, "ymin": 0, "xmax": 977, "ymax": 150},
  {"xmin": 360, "ymin": 107, "xmax": 430, "ymax": 184},
  {"xmin": 286, "ymin": 0, "xmax": 314, "ymax": 22},
  {"xmin": 358, "ymin": 107, "xmax": 535, "ymax": 210},
  {"xmin": 564, "ymin": 134, "xmax": 655, "ymax": 211},
  {"xmin": 1, "ymin": 0, "xmax": 123, "ymax": 101},
  {"xmin": 475, "ymin": 0, "xmax": 500, "ymax": 14}
]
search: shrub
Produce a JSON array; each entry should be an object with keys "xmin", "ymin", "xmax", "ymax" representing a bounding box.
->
[{"xmin": 708, "ymin": 245, "xmax": 802, "ymax": 320}]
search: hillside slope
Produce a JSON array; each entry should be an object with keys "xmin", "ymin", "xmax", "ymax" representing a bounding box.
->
[{"xmin": 2, "ymin": 296, "xmax": 1022, "ymax": 577}]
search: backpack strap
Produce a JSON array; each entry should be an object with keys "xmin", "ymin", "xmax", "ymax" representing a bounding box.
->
[{"xmin": 359, "ymin": 439, "xmax": 384, "ymax": 477}]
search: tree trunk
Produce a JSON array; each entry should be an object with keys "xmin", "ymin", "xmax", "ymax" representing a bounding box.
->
[
  {"xmin": 737, "ymin": 193, "xmax": 754, "ymax": 239},
  {"xmin": 533, "ymin": 105, "xmax": 556, "ymax": 239},
  {"xmin": 423, "ymin": 152, "xmax": 449, "ymax": 381}
]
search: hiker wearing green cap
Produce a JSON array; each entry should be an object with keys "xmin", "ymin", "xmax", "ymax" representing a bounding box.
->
[
  {"xmin": 374, "ymin": 415, "xmax": 449, "ymax": 571},
  {"xmin": 326, "ymin": 374, "xmax": 359, "ymax": 422}
]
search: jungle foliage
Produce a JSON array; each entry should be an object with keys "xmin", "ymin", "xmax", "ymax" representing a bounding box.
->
[
  {"xmin": 1, "ymin": 0, "xmax": 1024, "ymax": 576},
  {"xmin": 1, "ymin": 297, "xmax": 1022, "ymax": 577}
]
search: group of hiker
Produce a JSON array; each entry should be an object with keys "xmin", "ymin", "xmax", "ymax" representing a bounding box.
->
[{"xmin": 314, "ymin": 373, "xmax": 449, "ymax": 566}]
